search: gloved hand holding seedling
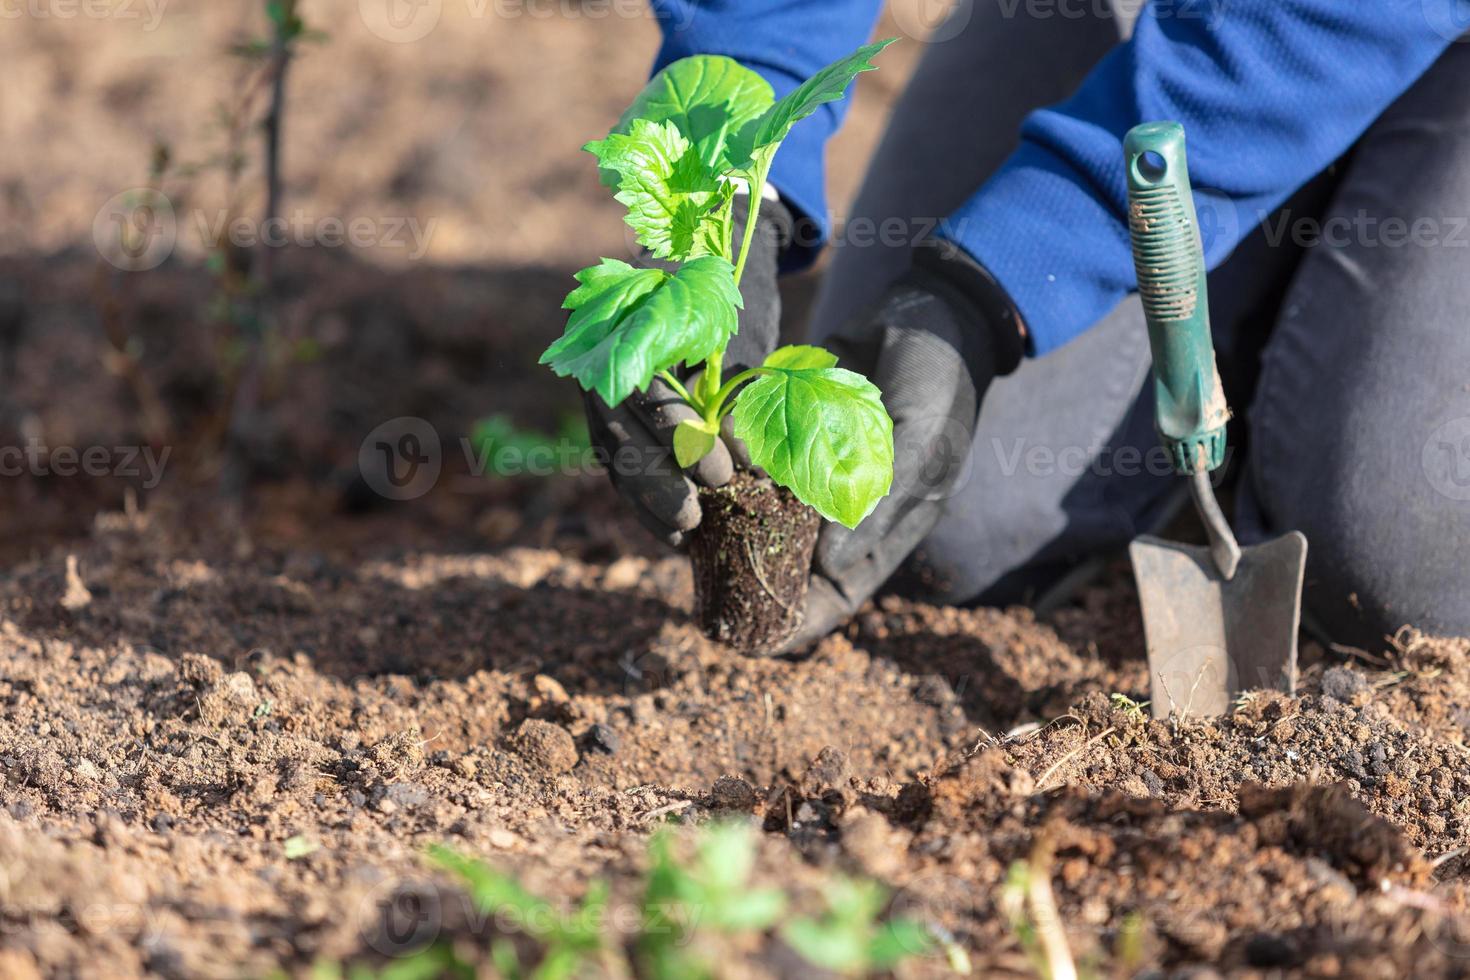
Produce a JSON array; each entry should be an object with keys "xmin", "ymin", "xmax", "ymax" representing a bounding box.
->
[{"xmin": 541, "ymin": 41, "xmax": 898, "ymax": 653}]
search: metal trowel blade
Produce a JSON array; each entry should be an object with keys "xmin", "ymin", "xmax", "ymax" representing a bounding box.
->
[{"xmin": 1130, "ymin": 531, "xmax": 1307, "ymax": 720}]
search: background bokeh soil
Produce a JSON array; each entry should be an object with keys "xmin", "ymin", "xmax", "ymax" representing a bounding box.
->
[{"xmin": 2, "ymin": 3, "xmax": 1470, "ymax": 978}]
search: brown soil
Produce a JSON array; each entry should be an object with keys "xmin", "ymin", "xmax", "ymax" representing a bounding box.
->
[
  {"xmin": 687, "ymin": 473, "xmax": 821, "ymax": 656},
  {"xmin": 5, "ymin": 4, "xmax": 1470, "ymax": 978},
  {"xmin": 5, "ymin": 492, "xmax": 1470, "ymax": 978}
]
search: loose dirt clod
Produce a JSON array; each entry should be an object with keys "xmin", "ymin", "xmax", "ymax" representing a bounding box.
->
[
  {"xmin": 687, "ymin": 472, "xmax": 821, "ymax": 655},
  {"xmin": 512, "ymin": 719, "xmax": 578, "ymax": 774},
  {"xmin": 710, "ymin": 775, "xmax": 759, "ymax": 812}
]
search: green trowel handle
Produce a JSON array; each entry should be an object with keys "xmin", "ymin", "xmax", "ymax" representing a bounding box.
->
[{"xmin": 1124, "ymin": 121, "xmax": 1229, "ymax": 476}]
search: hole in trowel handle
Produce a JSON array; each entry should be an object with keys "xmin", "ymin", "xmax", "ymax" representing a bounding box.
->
[{"xmin": 1134, "ymin": 150, "xmax": 1168, "ymax": 183}]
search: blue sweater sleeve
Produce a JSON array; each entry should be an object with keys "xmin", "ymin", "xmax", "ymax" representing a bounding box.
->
[
  {"xmin": 943, "ymin": 1, "xmax": 1460, "ymax": 356},
  {"xmin": 650, "ymin": 0, "xmax": 886, "ymax": 264}
]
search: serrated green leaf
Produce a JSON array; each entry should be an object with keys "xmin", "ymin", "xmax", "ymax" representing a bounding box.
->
[
  {"xmin": 729, "ymin": 39, "xmax": 896, "ymax": 174},
  {"xmin": 611, "ymin": 56, "xmax": 774, "ymax": 180},
  {"xmin": 586, "ymin": 119, "xmax": 729, "ymax": 261},
  {"xmin": 732, "ymin": 347, "xmax": 893, "ymax": 528},
  {"xmin": 673, "ymin": 418, "xmax": 719, "ymax": 468},
  {"xmin": 541, "ymin": 257, "xmax": 742, "ymax": 407},
  {"xmin": 762, "ymin": 344, "xmax": 838, "ymax": 371}
]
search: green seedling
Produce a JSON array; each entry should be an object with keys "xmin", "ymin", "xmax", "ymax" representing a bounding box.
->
[
  {"xmin": 469, "ymin": 413, "xmax": 590, "ymax": 478},
  {"xmin": 282, "ymin": 834, "xmax": 319, "ymax": 860},
  {"xmin": 779, "ymin": 876, "xmax": 932, "ymax": 977},
  {"xmin": 315, "ymin": 824, "xmax": 936, "ymax": 978},
  {"xmin": 1108, "ymin": 693, "xmax": 1150, "ymax": 724},
  {"xmin": 427, "ymin": 844, "xmax": 610, "ymax": 980},
  {"xmin": 639, "ymin": 822, "xmax": 787, "ymax": 978},
  {"xmin": 1001, "ymin": 835, "xmax": 1081, "ymax": 980},
  {"xmin": 540, "ymin": 42, "xmax": 899, "ymax": 528}
]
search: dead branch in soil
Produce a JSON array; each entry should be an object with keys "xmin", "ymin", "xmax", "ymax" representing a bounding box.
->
[
  {"xmin": 637, "ymin": 799, "xmax": 694, "ymax": 824},
  {"xmin": 1034, "ymin": 725, "xmax": 1117, "ymax": 793}
]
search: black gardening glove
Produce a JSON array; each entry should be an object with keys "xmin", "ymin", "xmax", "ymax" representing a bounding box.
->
[
  {"xmin": 585, "ymin": 195, "xmax": 791, "ymax": 546},
  {"xmin": 785, "ymin": 240, "xmax": 1025, "ymax": 649}
]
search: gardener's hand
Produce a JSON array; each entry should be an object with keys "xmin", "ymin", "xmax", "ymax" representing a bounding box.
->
[
  {"xmin": 785, "ymin": 240, "xmax": 1025, "ymax": 649},
  {"xmin": 584, "ymin": 195, "xmax": 790, "ymax": 546}
]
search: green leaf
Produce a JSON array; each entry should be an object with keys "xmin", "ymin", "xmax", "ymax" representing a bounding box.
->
[
  {"xmin": 867, "ymin": 918, "xmax": 934, "ymax": 968},
  {"xmin": 426, "ymin": 845, "xmax": 547, "ymax": 926},
  {"xmin": 696, "ymin": 822, "xmax": 757, "ymax": 893},
  {"xmin": 283, "ymin": 835, "xmax": 319, "ymax": 860},
  {"xmin": 373, "ymin": 944, "xmax": 472, "ymax": 980},
  {"xmin": 611, "ymin": 56, "xmax": 774, "ymax": 179},
  {"xmin": 586, "ymin": 119, "xmax": 730, "ymax": 261},
  {"xmin": 761, "ymin": 344, "xmax": 838, "ymax": 371},
  {"xmin": 781, "ymin": 918, "xmax": 869, "ymax": 975},
  {"xmin": 729, "ymin": 39, "xmax": 896, "ymax": 174},
  {"xmin": 673, "ymin": 418, "xmax": 719, "ymax": 468},
  {"xmin": 707, "ymin": 888, "xmax": 787, "ymax": 932},
  {"xmin": 540, "ymin": 257, "xmax": 742, "ymax": 407},
  {"xmin": 732, "ymin": 346, "xmax": 893, "ymax": 528}
]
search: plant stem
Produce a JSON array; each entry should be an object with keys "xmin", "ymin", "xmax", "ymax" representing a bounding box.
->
[
  {"xmin": 731, "ymin": 163, "xmax": 770, "ymax": 289},
  {"xmin": 704, "ymin": 164, "xmax": 773, "ymax": 422},
  {"xmin": 705, "ymin": 367, "xmax": 771, "ymax": 423},
  {"xmin": 255, "ymin": 0, "xmax": 294, "ymax": 298},
  {"xmin": 657, "ymin": 369, "xmax": 694, "ymax": 405},
  {"xmin": 699, "ymin": 350, "xmax": 723, "ymax": 410}
]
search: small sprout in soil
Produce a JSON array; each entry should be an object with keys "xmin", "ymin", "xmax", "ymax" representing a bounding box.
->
[
  {"xmin": 540, "ymin": 42, "xmax": 899, "ymax": 530},
  {"xmin": 282, "ymin": 834, "xmax": 319, "ymax": 860},
  {"xmin": 325, "ymin": 823, "xmax": 935, "ymax": 978},
  {"xmin": 1108, "ymin": 693, "xmax": 1149, "ymax": 723},
  {"xmin": 1001, "ymin": 832, "xmax": 1081, "ymax": 980},
  {"xmin": 427, "ymin": 843, "xmax": 610, "ymax": 980},
  {"xmin": 778, "ymin": 876, "xmax": 933, "ymax": 977},
  {"xmin": 1113, "ymin": 911, "xmax": 1147, "ymax": 975},
  {"xmin": 639, "ymin": 821, "xmax": 788, "ymax": 976},
  {"xmin": 469, "ymin": 413, "xmax": 589, "ymax": 478}
]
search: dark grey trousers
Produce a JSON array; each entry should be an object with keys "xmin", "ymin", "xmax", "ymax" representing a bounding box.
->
[{"xmin": 809, "ymin": 5, "xmax": 1470, "ymax": 649}]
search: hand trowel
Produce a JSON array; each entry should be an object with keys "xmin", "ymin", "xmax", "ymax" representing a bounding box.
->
[{"xmin": 1123, "ymin": 121, "xmax": 1308, "ymax": 720}]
